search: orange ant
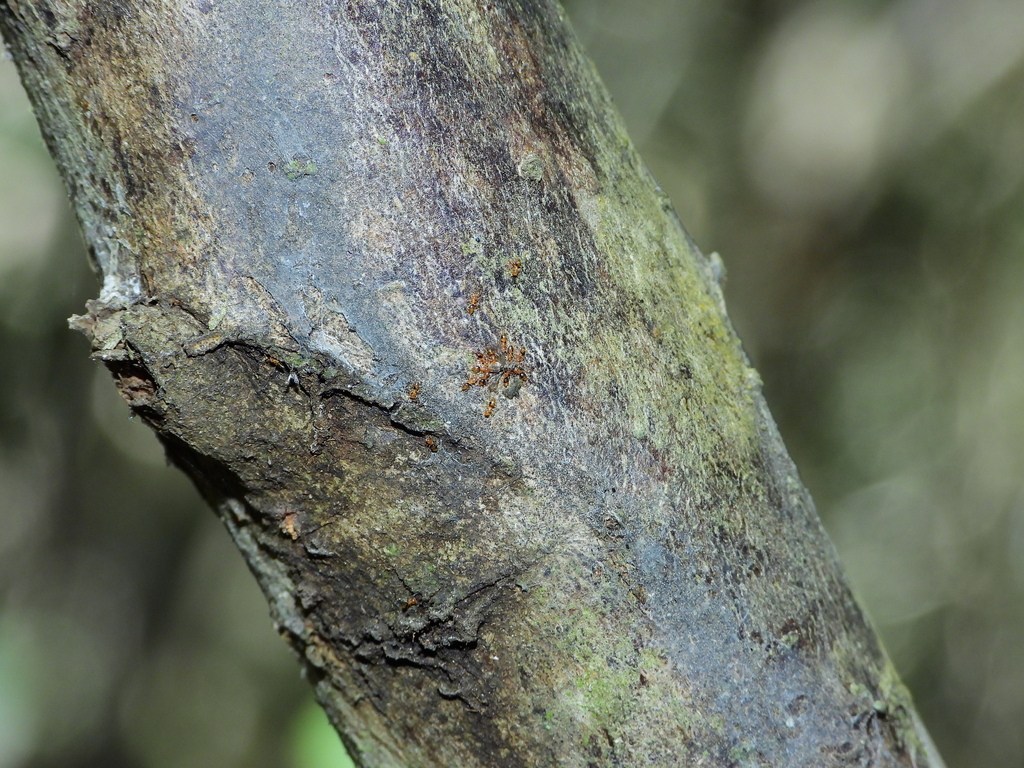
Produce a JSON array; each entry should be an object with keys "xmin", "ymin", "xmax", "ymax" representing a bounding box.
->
[
  {"xmin": 408, "ymin": 382, "xmax": 421, "ymax": 401},
  {"xmin": 483, "ymin": 398, "xmax": 497, "ymax": 417},
  {"xmin": 466, "ymin": 294, "xmax": 480, "ymax": 315},
  {"xmin": 507, "ymin": 258, "xmax": 522, "ymax": 278},
  {"xmin": 424, "ymin": 436, "xmax": 438, "ymax": 452}
]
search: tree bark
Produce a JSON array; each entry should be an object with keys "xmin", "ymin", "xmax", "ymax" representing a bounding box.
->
[{"xmin": 1, "ymin": 1, "xmax": 944, "ymax": 766}]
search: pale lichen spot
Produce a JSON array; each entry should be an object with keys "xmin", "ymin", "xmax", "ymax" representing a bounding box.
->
[{"xmin": 517, "ymin": 152, "xmax": 544, "ymax": 182}]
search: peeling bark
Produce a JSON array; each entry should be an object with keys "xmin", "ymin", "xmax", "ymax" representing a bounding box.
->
[{"xmin": 1, "ymin": 1, "xmax": 944, "ymax": 766}]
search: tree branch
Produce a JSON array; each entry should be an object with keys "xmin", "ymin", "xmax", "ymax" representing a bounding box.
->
[{"xmin": 1, "ymin": 0, "xmax": 944, "ymax": 765}]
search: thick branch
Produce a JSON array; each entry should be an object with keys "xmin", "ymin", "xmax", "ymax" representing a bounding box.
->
[{"xmin": 1, "ymin": 1, "xmax": 943, "ymax": 766}]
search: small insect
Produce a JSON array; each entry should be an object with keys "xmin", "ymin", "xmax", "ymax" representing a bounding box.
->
[
  {"xmin": 401, "ymin": 597, "xmax": 419, "ymax": 611},
  {"xmin": 507, "ymin": 258, "xmax": 522, "ymax": 278},
  {"xmin": 281, "ymin": 512, "xmax": 299, "ymax": 540},
  {"xmin": 408, "ymin": 382, "xmax": 421, "ymax": 401},
  {"xmin": 424, "ymin": 436, "xmax": 438, "ymax": 452},
  {"xmin": 484, "ymin": 398, "xmax": 497, "ymax": 417},
  {"xmin": 462, "ymin": 335, "xmax": 528, "ymax": 391},
  {"xmin": 467, "ymin": 294, "xmax": 480, "ymax": 315}
]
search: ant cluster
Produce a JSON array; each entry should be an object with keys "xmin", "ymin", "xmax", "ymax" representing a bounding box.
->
[{"xmin": 462, "ymin": 334, "xmax": 528, "ymax": 416}]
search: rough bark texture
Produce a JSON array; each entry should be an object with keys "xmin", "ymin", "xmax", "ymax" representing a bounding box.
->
[{"xmin": 1, "ymin": 1, "xmax": 944, "ymax": 766}]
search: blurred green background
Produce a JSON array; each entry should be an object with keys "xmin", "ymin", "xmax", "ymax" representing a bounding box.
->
[{"xmin": 2, "ymin": 1, "xmax": 1023, "ymax": 766}]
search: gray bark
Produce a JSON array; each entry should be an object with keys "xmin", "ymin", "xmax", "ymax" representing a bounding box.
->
[{"xmin": 1, "ymin": 1, "xmax": 944, "ymax": 766}]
